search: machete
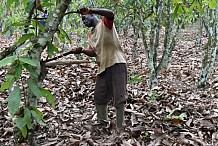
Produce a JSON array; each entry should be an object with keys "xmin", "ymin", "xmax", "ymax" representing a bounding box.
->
[{"xmin": 64, "ymin": 11, "xmax": 79, "ymax": 16}]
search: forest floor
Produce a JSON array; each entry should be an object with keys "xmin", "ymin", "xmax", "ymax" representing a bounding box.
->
[{"xmin": 0, "ymin": 24, "xmax": 218, "ymax": 146}]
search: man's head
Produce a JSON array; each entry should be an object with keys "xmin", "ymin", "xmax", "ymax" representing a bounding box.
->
[{"xmin": 82, "ymin": 14, "xmax": 98, "ymax": 28}]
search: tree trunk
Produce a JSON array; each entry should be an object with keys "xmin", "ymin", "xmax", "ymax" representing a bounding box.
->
[
  {"xmin": 198, "ymin": 5, "xmax": 218, "ymax": 88},
  {"xmin": 26, "ymin": 0, "xmax": 72, "ymax": 144},
  {"xmin": 135, "ymin": 0, "xmax": 181, "ymax": 88}
]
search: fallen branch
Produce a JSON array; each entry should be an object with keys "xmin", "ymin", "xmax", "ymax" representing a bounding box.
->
[{"xmin": 45, "ymin": 60, "xmax": 92, "ymax": 67}]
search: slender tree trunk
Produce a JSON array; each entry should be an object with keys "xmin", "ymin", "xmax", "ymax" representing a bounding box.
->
[
  {"xmin": 198, "ymin": 5, "xmax": 218, "ymax": 87},
  {"xmin": 147, "ymin": 0, "xmax": 162, "ymax": 87},
  {"xmin": 135, "ymin": 0, "xmax": 180, "ymax": 88},
  {"xmin": 26, "ymin": 0, "xmax": 72, "ymax": 144}
]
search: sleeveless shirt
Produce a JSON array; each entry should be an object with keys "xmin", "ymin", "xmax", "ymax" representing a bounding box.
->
[{"xmin": 88, "ymin": 19, "xmax": 126, "ymax": 74}]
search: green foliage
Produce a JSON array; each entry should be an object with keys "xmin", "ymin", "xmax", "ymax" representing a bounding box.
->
[
  {"xmin": 209, "ymin": 0, "xmax": 216, "ymax": 9},
  {"xmin": 7, "ymin": 86, "xmax": 21, "ymax": 117},
  {"xmin": 23, "ymin": 64, "xmax": 39, "ymax": 78},
  {"xmin": 27, "ymin": 79, "xmax": 43, "ymax": 99},
  {"xmin": 14, "ymin": 107, "xmax": 32, "ymax": 138},
  {"xmin": 171, "ymin": 113, "xmax": 186, "ymax": 121},
  {"xmin": 17, "ymin": 33, "xmax": 35, "ymax": 44},
  {"xmin": 0, "ymin": 56, "xmax": 16, "ymax": 67},
  {"xmin": 141, "ymin": 131, "xmax": 150, "ymax": 140},
  {"xmin": 13, "ymin": 106, "xmax": 45, "ymax": 138},
  {"xmin": 6, "ymin": 0, "xmax": 19, "ymax": 8},
  {"xmin": 148, "ymin": 90, "xmax": 157, "ymax": 102},
  {"xmin": 3, "ymin": 71, "xmax": 54, "ymax": 138},
  {"xmin": 128, "ymin": 73, "xmax": 142, "ymax": 84},
  {"xmin": 39, "ymin": 88, "xmax": 55, "ymax": 108},
  {"xmin": 25, "ymin": 0, "xmax": 35, "ymax": 13},
  {"xmin": 0, "ymin": 74, "xmax": 14, "ymax": 92},
  {"xmin": 47, "ymin": 42, "xmax": 59, "ymax": 58},
  {"xmin": 19, "ymin": 56, "xmax": 38, "ymax": 67},
  {"xmin": 58, "ymin": 28, "xmax": 72, "ymax": 44},
  {"xmin": 59, "ymin": 28, "xmax": 72, "ymax": 44},
  {"xmin": 164, "ymin": 109, "xmax": 186, "ymax": 126},
  {"xmin": 0, "ymin": 80, "xmax": 12, "ymax": 92},
  {"xmin": 0, "ymin": 54, "xmax": 54, "ymax": 139}
]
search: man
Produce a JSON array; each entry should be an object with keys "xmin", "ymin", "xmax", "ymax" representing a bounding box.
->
[{"xmin": 74, "ymin": 7, "xmax": 127, "ymax": 132}]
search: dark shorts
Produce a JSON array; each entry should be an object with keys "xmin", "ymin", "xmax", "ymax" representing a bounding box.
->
[{"xmin": 94, "ymin": 63, "xmax": 127, "ymax": 108}]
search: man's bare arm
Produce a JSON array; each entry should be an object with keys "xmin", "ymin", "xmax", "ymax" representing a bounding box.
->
[
  {"xmin": 71, "ymin": 47, "xmax": 96, "ymax": 57},
  {"xmin": 78, "ymin": 7, "xmax": 114, "ymax": 20},
  {"xmin": 89, "ymin": 8, "xmax": 114, "ymax": 20},
  {"xmin": 82, "ymin": 49, "xmax": 96, "ymax": 57}
]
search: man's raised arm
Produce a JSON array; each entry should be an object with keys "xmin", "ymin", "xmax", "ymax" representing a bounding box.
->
[{"xmin": 78, "ymin": 7, "xmax": 114, "ymax": 20}]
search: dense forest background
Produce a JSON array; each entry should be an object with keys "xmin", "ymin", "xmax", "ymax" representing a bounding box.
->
[{"xmin": 0, "ymin": 0, "xmax": 218, "ymax": 145}]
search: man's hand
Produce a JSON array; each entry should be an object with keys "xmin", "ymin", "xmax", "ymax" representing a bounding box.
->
[
  {"xmin": 77, "ymin": 6, "xmax": 90, "ymax": 15},
  {"xmin": 71, "ymin": 47, "xmax": 84, "ymax": 54}
]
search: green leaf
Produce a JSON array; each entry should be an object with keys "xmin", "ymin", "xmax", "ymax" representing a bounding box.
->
[
  {"xmin": 11, "ymin": 21, "xmax": 30, "ymax": 27},
  {"xmin": 0, "ymin": 73, "xmax": 14, "ymax": 92},
  {"xmin": 59, "ymin": 28, "xmax": 72, "ymax": 44},
  {"xmin": 23, "ymin": 64, "xmax": 38, "ymax": 78},
  {"xmin": 19, "ymin": 57, "xmax": 38, "ymax": 67},
  {"xmin": 15, "ymin": 64, "xmax": 22, "ymax": 79},
  {"xmin": 25, "ymin": 0, "xmax": 35, "ymax": 13},
  {"xmin": 82, "ymin": 0, "xmax": 88, "ymax": 3},
  {"xmin": 128, "ymin": 73, "xmax": 142, "ymax": 84},
  {"xmin": 189, "ymin": 1, "xmax": 198, "ymax": 13},
  {"xmin": 0, "ymin": 73, "xmax": 15, "ymax": 91},
  {"xmin": 6, "ymin": 0, "xmax": 18, "ymax": 8},
  {"xmin": 195, "ymin": 2, "xmax": 204, "ymax": 15},
  {"xmin": 30, "ymin": 107, "xmax": 44, "ymax": 119},
  {"xmin": 0, "ymin": 56, "xmax": 16, "ymax": 67},
  {"xmin": 39, "ymin": 88, "xmax": 55, "ymax": 108},
  {"xmin": 14, "ymin": 117, "xmax": 25, "ymax": 130},
  {"xmin": 0, "ymin": 80, "xmax": 11, "ymax": 91},
  {"xmin": 24, "ymin": 108, "xmax": 33, "ymax": 129},
  {"xmin": 42, "ymin": 1, "xmax": 54, "ymax": 7},
  {"xmin": 27, "ymin": 79, "xmax": 42, "ymax": 99},
  {"xmin": 182, "ymin": 5, "xmax": 189, "ymax": 15},
  {"xmin": 6, "ymin": 74, "xmax": 14, "ymax": 81},
  {"xmin": 53, "ymin": 36, "xmax": 60, "ymax": 47},
  {"xmin": 16, "ymin": 41, "xmax": 32, "ymax": 55},
  {"xmin": 7, "ymin": 87, "xmax": 21, "ymax": 117},
  {"xmin": 14, "ymin": 116, "xmax": 28, "ymax": 138},
  {"xmin": 2, "ymin": 26, "xmax": 10, "ymax": 35},
  {"xmin": 21, "ymin": 126, "xmax": 27, "ymax": 138},
  {"xmin": 47, "ymin": 42, "xmax": 58, "ymax": 58},
  {"xmin": 10, "ymin": 60, "xmax": 19, "ymax": 72},
  {"xmin": 209, "ymin": 0, "xmax": 216, "ymax": 9},
  {"xmin": 17, "ymin": 33, "xmax": 34, "ymax": 44},
  {"xmin": 58, "ymin": 31, "xmax": 65, "ymax": 43},
  {"xmin": 13, "ymin": 107, "xmax": 33, "ymax": 136},
  {"xmin": 1, "ymin": 74, "xmax": 15, "ymax": 91},
  {"xmin": 31, "ymin": 110, "xmax": 45, "ymax": 125}
]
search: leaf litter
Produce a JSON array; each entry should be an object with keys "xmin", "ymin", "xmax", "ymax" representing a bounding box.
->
[{"xmin": 0, "ymin": 25, "xmax": 218, "ymax": 145}]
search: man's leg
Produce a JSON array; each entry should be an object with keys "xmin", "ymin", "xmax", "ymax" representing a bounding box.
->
[
  {"xmin": 108, "ymin": 64, "xmax": 127, "ymax": 129},
  {"xmin": 95, "ymin": 104, "xmax": 107, "ymax": 121},
  {"xmin": 116, "ymin": 105, "xmax": 125, "ymax": 129},
  {"xmin": 94, "ymin": 71, "xmax": 111, "ymax": 121}
]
